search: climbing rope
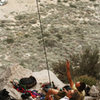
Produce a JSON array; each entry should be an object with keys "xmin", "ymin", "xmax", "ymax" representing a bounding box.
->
[{"xmin": 35, "ymin": 0, "xmax": 51, "ymax": 83}]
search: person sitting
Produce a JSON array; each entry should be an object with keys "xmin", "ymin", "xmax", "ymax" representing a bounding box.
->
[{"xmin": 44, "ymin": 60, "xmax": 86, "ymax": 100}]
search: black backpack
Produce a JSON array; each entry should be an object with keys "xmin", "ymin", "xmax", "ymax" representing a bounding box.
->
[
  {"xmin": 0, "ymin": 89, "xmax": 16, "ymax": 100},
  {"xmin": 19, "ymin": 76, "xmax": 37, "ymax": 89}
]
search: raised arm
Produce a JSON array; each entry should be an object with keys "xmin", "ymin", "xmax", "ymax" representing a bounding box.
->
[{"xmin": 66, "ymin": 60, "xmax": 74, "ymax": 88}]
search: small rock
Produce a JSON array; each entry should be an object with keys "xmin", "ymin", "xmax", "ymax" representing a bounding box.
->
[
  {"xmin": 84, "ymin": 96, "xmax": 94, "ymax": 100},
  {"xmin": 89, "ymin": 85, "xmax": 99, "ymax": 97}
]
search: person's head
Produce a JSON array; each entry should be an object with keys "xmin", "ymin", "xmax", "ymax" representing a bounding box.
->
[
  {"xmin": 70, "ymin": 91, "xmax": 80, "ymax": 100},
  {"xmin": 75, "ymin": 82, "xmax": 86, "ymax": 92}
]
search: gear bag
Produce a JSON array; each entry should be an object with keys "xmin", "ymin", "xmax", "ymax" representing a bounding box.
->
[{"xmin": 19, "ymin": 76, "xmax": 37, "ymax": 89}]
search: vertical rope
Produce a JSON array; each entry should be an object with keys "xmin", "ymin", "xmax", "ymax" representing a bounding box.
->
[{"xmin": 36, "ymin": 0, "xmax": 51, "ymax": 83}]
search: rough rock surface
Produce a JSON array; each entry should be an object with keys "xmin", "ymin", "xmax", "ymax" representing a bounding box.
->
[
  {"xmin": 0, "ymin": 0, "xmax": 100, "ymax": 72},
  {"xmin": 89, "ymin": 85, "xmax": 100, "ymax": 97},
  {"xmin": 0, "ymin": 0, "xmax": 100, "ymax": 99},
  {"xmin": 0, "ymin": 65, "xmax": 65, "ymax": 99}
]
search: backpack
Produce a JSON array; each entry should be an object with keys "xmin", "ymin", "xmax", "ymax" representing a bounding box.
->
[
  {"xmin": 0, "ymin": 89, "xmax": 16, "ymax": 100},
  {"xmin": 19, "ymin": 76, "xmax": 37, "ymax": 89}
]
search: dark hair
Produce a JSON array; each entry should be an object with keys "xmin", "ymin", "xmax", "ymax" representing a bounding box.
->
[
  {"xmin": 70, "ymin": 91, "xmax": 80, "ymax": 100},
  {"xmin": 70, "ymin": 90, "xmax": 84, "ymax": 100},
  {"xmin": 85, "ymin": 86, "xmax": 90, "ymax": 96},
  {"xmin": 77, "ymin": 82, "xmax": 86, "ymax": 92}
]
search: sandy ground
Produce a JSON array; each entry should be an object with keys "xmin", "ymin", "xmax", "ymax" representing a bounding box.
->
[{"xmin": 0, "ymin": 0, "xmax": 57, "ymax": 20}]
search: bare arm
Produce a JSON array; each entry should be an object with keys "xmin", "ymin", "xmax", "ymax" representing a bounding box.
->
[{"xmin": 66, "ymin": 60, "xmax": 74, "ymax": 88}]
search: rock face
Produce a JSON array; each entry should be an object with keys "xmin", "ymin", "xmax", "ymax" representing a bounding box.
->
[
  {"xmin": 0, "ymin": 64, "xmax": 32, "ymax": 90},
  {"xmin": 0, "ymin": 65, "xmax": 65, "ymax": 99},
  {"xmin": 0, "ymin": 0, "xmax": 100, "ymax": 73}
]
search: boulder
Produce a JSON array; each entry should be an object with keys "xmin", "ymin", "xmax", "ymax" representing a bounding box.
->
[
  {"xmin": 84, "ymin": 96, "xmax": 95, "ymax": 100},
  {"xmin": 89, "ymin": 85, "xmax": 99, "ymax": 97},
  {"xmin": 32, "ymin": 70, "xmax": 65, "ymax": 90},
  {"xmin": 0, "ymin": 64, "xmax": 65, "ymax": 100}
]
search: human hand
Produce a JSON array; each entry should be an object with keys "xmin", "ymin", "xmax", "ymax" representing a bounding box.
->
[
  {"xmin": 66, "ymin": 60, "xmax": 70, "ymax": 69},
  {"xmin": 63, "ymin": 88, "xmax": 68, "ymax": 94}
]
